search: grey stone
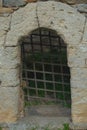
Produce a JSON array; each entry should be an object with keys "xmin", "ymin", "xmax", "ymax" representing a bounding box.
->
[
  {"xmin": 71, "ymin": 68, "xmax": 87, "ymax": 88},
  {"xmin": 0, "ymin": 1, "xmax": 87, "ymax": 127},
  {"xmin": 71, "ymin": 79, "xmax": 87, "ymax": 89},
  {"xmin": 5, "ymin": 2, "xmax": 85, "ymax": 47},
  {"xmin": 77, "ymin": 4, "xmax": 87, "ymax": 13},
  {"xmin": 11, "ymin": 3, "xmax": 37, "ymax": 27},
  {"xmin": 0, "ymin": 68, "xmax": 20, "ymax": 87},
  {"xmin": 61, "ymin": 0, "xmax": 76, "ymax": 5},
  {"xmin": 37, "ymin": 1, "xmax": 85, "ymax": 46},
  {"xmin": 5, "ymin": 3, "xmax": 38, "ymax": 46},
  {"xmin": 0, "ymin": 15, "xmax": 11, "ymax": 31},
  {"xmin": 82, "ymin": 21, "xmax": 87, "ymax": 44},
  {"xmin": 67, "ymin": 44, "xmax": 87, "ymax": 67},
  {"xmin": 0, "ymin": 46, "xmax": 20, "ymax": 68},
  {"xmin": 71, "ymin": 68, "xmax": 87, "ymax": 82},
  {"xmin": 0, "ymin": 34, "xmax": 6, "ymax": 46},
  {"xmin": 3, "ymin": 0, "xmax": 26, "ymax": 7}
]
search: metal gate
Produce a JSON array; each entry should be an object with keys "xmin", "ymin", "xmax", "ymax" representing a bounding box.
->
[{"xmin": 21, "ymin": 28, "xmax": 71, "ymax": 107}]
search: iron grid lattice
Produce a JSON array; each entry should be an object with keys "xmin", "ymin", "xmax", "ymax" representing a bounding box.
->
[{"xmin": 21, "ymin": 28, "xmax": 71, "ymax": 107}]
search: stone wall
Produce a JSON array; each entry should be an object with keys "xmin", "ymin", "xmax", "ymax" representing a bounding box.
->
[
  {"xmin": 0, "ymin": 1, "xmax": 87, "ymax": 129},
  {"xmin": 0, "ymin": 0, "xmax": 87, "ymax": 7}
]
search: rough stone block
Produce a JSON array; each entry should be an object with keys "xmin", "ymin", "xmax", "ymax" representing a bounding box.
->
[
  {"xmin": 3, "ymin": 0, "xmax": 26, "ymax": 7},
  {"xmin": 37, "ymin": 1, "xmax": 85, "ymax": 46},
  {"xmin": 77, "ymin": 4, "xmax": 87, "ymax": 13},
  {"xmin": 11, "ymin": 3, "xmax": 37, "ymax": 27},
  {"xmin": 0, "ymin": 16, "xmax": 11, "ymax": 31},
  {"xmin": 0, "ymin": 30, "xmax": 6, "ymax": 37},
  {"xmin": 71, "ymin": 79, "xmax": 87, "ymax": 89},
  {"xmin": 61, "ymin": 0, "xmax": 76, "ymax": 5},
  {"xmin": 71, "ymin": 68, "xmax": 87, "ymax": 82},
  {"xmin": 0, "ymin": 34, "xmax": 6, "ymax": 46},
  {"xmin": 67, "ymin": 45, "xmax": 87, "ymax": 67},
  {"xmin": 0, "ymin": 87, "xmax": 19, "ymax": 123},
  {"xmin": 5, "ymin": 3, "xmax": 38, "ymax": 46},
  {"xmin": 70, "ymin": 68, "xmax": 87, "ymax": 89},
  {"xmin": 5, "ymin": 2, "xmax": 85, "ymax": 47},
  {"xmin": 71, "ymin": 87, "xmax": 87, "ymax": 124},
  {"xmin": 0, "ymin": 68, "xmax": 20, "ymax": 87},
  {"xmin": 0, "ymin": 46, "xmax": 20, "ymax": 68},
  {"xmin": 82, "ymin": 21, "xmax": 87, "ymax": 44},
  {"xmin": 0, "ymin": 7, "xmax": 13, "ymax": 17}
]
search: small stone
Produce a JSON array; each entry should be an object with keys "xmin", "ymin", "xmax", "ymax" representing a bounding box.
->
[
  {"xmin": 3, "ymin": 0, "xmax": 26, "ymax": 7},
  {"xmin": 0, "ymin": 7, "xmax": 13, "ymax": 14},
  {"xmin": 77, "ymin": 4, "xmax": 87, "ymax": 13},
  {"xmin": 60, "ymin": 0, "xmax": 87, "ymax": 5},
  {"xmin": 76, "ymin": 0, "xmax": 87, "ymax": 4},
  {"xmin": 61, "ymin": 0, "xmax": 76, "ymax": 5}
]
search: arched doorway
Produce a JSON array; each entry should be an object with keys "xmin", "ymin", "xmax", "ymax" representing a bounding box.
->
[
  {"xmin": 0, "ymin": 1, "xmax": 86, "ymax": 128},
  {"xmin": 21, "ymin": 28, "xmax": 71, "ymax": 110}
]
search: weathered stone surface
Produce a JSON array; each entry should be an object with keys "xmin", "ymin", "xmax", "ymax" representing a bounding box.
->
[
  {"xmin": 71, "ymin": 68, "xmax": 87, "ymax": 88},
  {"xmin": 5, "ymin": 3, "xmax": 38, "ymax": 46},
  {"xmin": 71, "ymin": 80, "xmax": 87, "ymax": 89},
  {"xmin": 76, "ymin": 0, "xmax": 87, "ymax": 4},
  {"xmin": 67, "ymin": 44, "xmax": 87, "ymax": 67},
  {"xmin": 71, "ymin": 68, "xmax": 87, "ymax": 82},
  {"xmin": 37, "ymin": 1, "xmax": 85, "ymax": 46},
  {"xmin": 61, "ymin": 0, "xmax": 87, "ymax": 4},
  {"xmin": 76, "ymin": 4, "xmax": 87, "ymax": 13},
  {"xmin": 61, "ymin": 0, "xmax": 76, "ymax": 5},
  {"xmin": 11, "ymin": 3, "xmax": 37, "ymax": 27},
  {"xmin": 0, "ymin": 30, "xmax": 6, "ymax": 37},
  {"xmin": 0, "ymin": 34, "xmax": 6, "ymax": 46},
  {"xmin": 82, "ymin": 20, "xmax": 87, "ymax": 45},
  {"xmin": 0, "ymin": 1, "xmax": 87, "ymax": 127},
  {"xmin": 0, "ymin": 0, "xmax": 2, "ymax": 6},
  {"xmin": 0, "ymin": 46, "xmax": 20, "ymax": 68},
  {"xmin": 0, "ymin": 7, "xmax": 13, "ymax": 17},
  {"xmin": 0, "ymin": 87, "xmax": 19, "ymax": 123},
  {"xmin": 72, "ymin": 88, "xmax": 87, "ymax": 124},
  {"xmin": 0, "ymin": 15, "xmax": 11, "ymax": 31},
  {"xmin": 5, "ymin": 2, "xmax": 85, "ymax": 47},
  {"xmin": 0, "ymin": 68, "xmax": 20, "ymax": 87},
  {"xmin": 3, "ymin": 0, "xmax": 26, "ymax": 7}
]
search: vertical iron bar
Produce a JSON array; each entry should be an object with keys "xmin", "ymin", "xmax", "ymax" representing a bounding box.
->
[{"xmin": 59, "ymin": 36, "xmax": 66, "ymax": 105}]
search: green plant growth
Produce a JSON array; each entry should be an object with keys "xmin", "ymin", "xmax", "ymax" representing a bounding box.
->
[
  {"xmin": 0, "ymin": 127, "xmax": 2, "ymax": 130},
  {"xmin": 58, "ymin": 123, "xmax": 70, "ymax": 130},
  {"xmin": 27, "ymin": 123, "xmax": 70, "ymax": 130}
]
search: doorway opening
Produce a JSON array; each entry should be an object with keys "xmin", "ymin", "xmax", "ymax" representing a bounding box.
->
[{"xmin": 21, "ymin": 28, "xmax": 71, "ymax": 110}]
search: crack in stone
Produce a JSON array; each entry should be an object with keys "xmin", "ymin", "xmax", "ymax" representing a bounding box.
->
[
  {"xmin": 36, "ymin": 1, "xmax": 40, "ymax": 28},
  {"xmin": 80, "ymin": 17, "xmax": 87, "ymax": 44},
  {"xmin": 4, "ymin": 14, "xmax": 12, "ymax": 47}
]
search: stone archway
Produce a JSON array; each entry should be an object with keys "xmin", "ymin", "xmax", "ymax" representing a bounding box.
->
[{"xmin": 0, "ymin": 1, "xmax": 87, "ymax": 128}]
